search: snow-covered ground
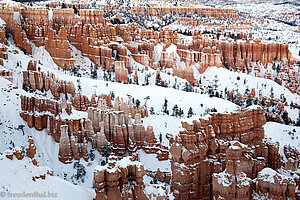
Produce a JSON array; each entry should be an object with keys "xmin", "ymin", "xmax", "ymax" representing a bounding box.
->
[
  {"xmin": 264, "ymin": 122, "xmax": 300, "ymax": 160},
  {"xmin": 0, "ymin": 1, "xmax": 299, "ymax": 198},
  {"xmin": 0, "ymin": 156, "xmax": 95, "ymax": 200}
]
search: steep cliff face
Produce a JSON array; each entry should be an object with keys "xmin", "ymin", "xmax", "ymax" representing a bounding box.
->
[
  {"xmin": 0, "ymin": 3, "xmax": 298, "ymax": 98},
  {"xmin": 94, "ymin": 156, "xmax": 148, "ymax": 200},
  {"xmin": 212, "ymin": 145, "xmax": 252, "ymax": 200},
  {"xmin": 87, "ymin": 108, "xmax": 168, "ymax": 160},
  {"xmin": 219, "ymin": 39, "xmax": 292, "ymax": 71},
  {"xmin": 45, "ymin": 26, "xmax": 74, "ymax": 70},
  {"xmin": 169, "ymin": 107, "xmax": 291, "ymax": 200},
  {"xmin": 23, "ymin": 64, "xmax": 75, "ymax": 99},
  {"xmin": 0, "ymin": 2, "xmax": 298, "ymax": 199},
  {"xmin": 131, "ymin": 7, "xmax": 238, "ymax": 19},
  {"xmin": 253, "ymin": 168, "xmax": 296, "ymax": 199},
  {"xmin": 94, "ymin": 156, "xmax": 168, "ymax": 200},
  {"xmin": 0, "ymin": 19, "xmax": 6, "ymax": 44},
  {"xmin": 19, "ymin": 87, "xmax": 166, "ymax": 164}
]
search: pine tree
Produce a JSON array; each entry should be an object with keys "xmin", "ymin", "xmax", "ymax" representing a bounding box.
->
[
  {"xmin": 156, "ymin": 71, "xmax": 162, "ymax": 86},
  {"xmin": 91, "ymin": 64, "xmax": 98, "ymax": 79},
  {"xmin": 101, "ymin": 146, "xmax": 112, "ymax": 164},
  {"xmin": 149, "ymin": 107, "xmax": 155, "ymax": 115},
  {"xmin": 187, "ymin": 107, "xmax": 193, "ymax": 118},
  {"xmin": 178, "ymin": 108, "xmax": 184, "ymax": 118},
  {"xmin": 22, "ymin": 80, "xmax": 28, "ymax": 92},
  {"xmin": 144, "ymin": 96, "xmax": 150, "ymax": 107},
  {"xmin": 162, "ymin": 98, "xmax": 168, "ymax": 115},
  {"xmin": 172, "ymin": 104, "xmax": 179, "ymax": 117},
  {"xmin": 145, "ymin": 74, "xmax": 150, "ymax": 85},
  {"xmin": 110, "ymin": 91, "xmax": 115, "ymax": 101},
  {"xmin": 135, "ymin": 99, "xmax": 140, "ymax": 108}
]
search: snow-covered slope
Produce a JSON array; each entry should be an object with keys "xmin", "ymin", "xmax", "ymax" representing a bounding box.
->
[
  {"xmin": 264, "ymin": 122, "xmax": 300, "ymax": 160},
  {"xmin": 0, "ymin": 156, "xmax": 95, "ymax": 200},
  {"xmin": 0, "ymin": 1, "xmax": 299, "ymax": 198}
]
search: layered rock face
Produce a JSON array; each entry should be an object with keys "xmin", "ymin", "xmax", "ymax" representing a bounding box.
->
[
  {"xmin": 87, "ymin": 107, "xmax": 168, "ymax": 160},
  {"xmin": 253, "ymin": 168, "xmax": 296, "ymax": 199},
  {"xmin": 219, "ymin": 39, "xmax": 292, "ymax": 71},
  {"xmin": 27, "ymin": 137, "xmax": 38, "ymax": 166},
  {"xmin": 0, "ymin": 3, "xmax": 298, "ymax": 95},
  {"xmin": 0, "ymin": 5, "xmax": 32, "ymax": 54},
  {"xmin": 23, "ymin": 63, "xmax": 75, "ymax": 99},
  {"xmin": 0, "ymin": 20, "xmax": 6, "ymax": 44},
  {"xmin": 20, "ymin": 95, "xmax": 72, "ymax": 133},
  {"xmin": 283, "ymin": 146, "xmax": 300, "ymax": 172},
  {"xmin": 0, "ymin": 6, "xmax": 74, "ymax": 69},
  {"xmin": 169, "ymin": 107, "xmax": 291, "ymax": 200},
  {"xmin": 5, "ymin": 138, "xmax": 38, "ymax": 167},
  {"xmin": 115, "ymin": 61, "xmax": 128, "ymax": 84},
  {"xmin": 45, "ymin": 26, "xmax": 74, "ymax": 70},
  {"xmin": 131, "ymin": 7, "xmax": 238, "ymax": 19},
  {"xmin": 212, "ymin": 145, "xmax": 252, "ymax": 199},
  {"xmin": 0, "ymin": 44, "xmax": 8, "ymax": 60},
  {"xmin": 58, "ymin": 124, "xmax": 89, "ymax": 163},
  {"xmin": 13, "ymin": 22, "xmax": 32, "ymax": 54},
  {"xmin": 20, "ymin": 86, "xmax": 167, "ymax": 164},
  {"xmin": 0, "ymin": 70, "xmax": 13, "ymax": 82},
  {"xmin": 20, "ymin": 92, "xmax": 168, "ymax": 164},
  {"xmin": 94, "ymin": 156, "xmax": 148, "ymax": 200}
]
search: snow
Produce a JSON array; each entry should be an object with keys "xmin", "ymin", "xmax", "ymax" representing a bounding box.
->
[
  {"xmin": 144, "ymin": 182, "xmax": 166, "ymax": 200},
  {"xmin": 256, "ymin": 168, "xmax": 278, "ymax": 184},
  {"xmin": 142, "ymin": 115, "xmax": 182, "ymax": 145},
  {"xmin": 137, "ymin": 150, "xmax": 170, "ymax": 172},
  {"xmin": 199, "ymin": 67, "xmax": 299, "ymax": 122},
  {"xmin": 214, "ymin": 172, "xmax": 233, "ymax": 187},
  {"xmin": 154, "ymin": 43, "xmax": 163, "ymax": 62},
  {"xmin": 0, "ymin": 2, "xmax": 299, "ymax": 198},
  {"xmin": 0, "ymin": 0, "xmax": 22, "ymax": 8},
  {"xmin": 0, "ymin": 74, "xmax": 104, "ymax": 189},
  {"xmin": 255, "ymin": 167, "xmax": 294, "ymax": 185},
  {"xmin": 214, "ymin": 170, "xmax": 251, "ymax": 188},
  {"xmin": 13, "ymin": 12, "xmax": 21, "ymax": 25},
  {"xmin": 229, "ymin": 145, "xmax": 240, "ymax": 150},
  {"xmin": 48, "ymin": 9, "xmax": 53, "ymax": 22},
  {"xmin": 0, "ymin": 17, "xmax": 5, "ymax": 26},
  {"xmin": 0, "ymin": 155, "xmax": 95, "ymax": 200},
  {"xmin": 264, "ymin": 122, "xmax": 300, "ymax": 159},
  {"xmin": 201, "ymin": 67, "xmax": 299, "ymax": 106}
]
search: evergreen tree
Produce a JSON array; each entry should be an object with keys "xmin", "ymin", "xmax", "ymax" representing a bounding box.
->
[
  {"xmin": 281, "ymin": 112, "xmax": 289, "ymax": 125},
  {"xmin": 187, "ymin": 107, "xmax": 194, "ymax": 118},
  {"xmin": 172, "ymin": 104, "xmax": 179, "ymax": 117},
  {"xmin": 296, "ymin": 115, "xmax": 300, "ymax": 127},
  {"xmin": 145, "ymin": 74, "xmax": 150, "ymax": 85},
  {"xmin": 22, "ymin": 80, "xmax": 28, "ymax": 92},
  {"xmin": 101, "ymin": 146, "xmax": 112, "ymax": 164},
  {"xmin": 162, "ymin": 98, "xmax": 168, "ymax": 115},
  {"xmin": 156, "ymin": 72, "xmax": 161, "ymax": 86},
  {"xmin": 149, "ymin": 107, "xmax": 155, "ymax": 115},
  {"xmin": 261, "ymin": 99, "xmax": 265, "ymax": 106},
  {"xmin": 135, "ymin": 99, "xmax": 140, "ymax": 108},
  {"xmin": 110, "ymin": 91, "xmax": 115, "ymax": 101},
  {"xmin": 144, "ymin": 96, "xmax": 150, "ymax": 107},
  {"xmin": 178, "ymin": 108, "xmax": 184, "ymax": 118},
  {"xmin": 77, "ymin": 79, "xmax": 81, "ymax": 91},
  {"xmin": 91, "ymin": 64, "xmax": 98, "ymax": 79}
]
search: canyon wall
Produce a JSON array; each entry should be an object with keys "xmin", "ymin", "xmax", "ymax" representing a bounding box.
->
[{"xmin": 169, "ymin": 107, "xmax": 298, "ymax": 200}]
